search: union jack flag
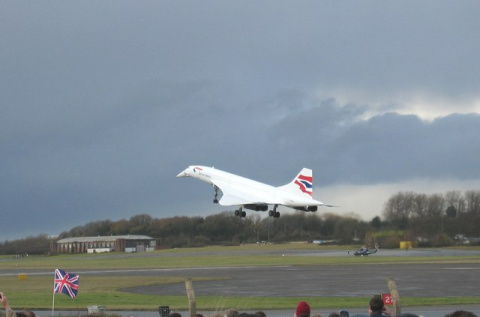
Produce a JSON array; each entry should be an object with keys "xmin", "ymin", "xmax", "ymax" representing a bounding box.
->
[{"xmin": 54, "ymin": 269, "xmax": 79, "ymax": 298}]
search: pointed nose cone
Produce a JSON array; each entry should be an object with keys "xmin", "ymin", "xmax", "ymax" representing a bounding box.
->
[
  {"xmin": 176, "ymin": 167, "xmax": 191, "ymax": 178},
  {"xmin": 176, "ymin": 170, "xmax": 187, "ymax": 177}
]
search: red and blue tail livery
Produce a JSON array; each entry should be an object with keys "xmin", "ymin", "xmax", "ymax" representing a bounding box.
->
[{"xmin": 295, "ymin": 174, "xmax": 313, "ymax": 196}]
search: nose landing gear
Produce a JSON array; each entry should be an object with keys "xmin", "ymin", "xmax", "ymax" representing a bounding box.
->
[{"xmin": 213, "ymin": 185, "xmax": 219, "ymax": 204}]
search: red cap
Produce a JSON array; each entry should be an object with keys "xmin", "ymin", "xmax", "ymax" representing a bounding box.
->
[{"xmin": 296, "ymin": 301, "xmax": 310, "ymax": 317}]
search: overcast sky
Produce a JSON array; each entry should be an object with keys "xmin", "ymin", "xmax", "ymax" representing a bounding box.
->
[{"xmin": 1, "ymin": 1, "xmax": 480, "ymax": 240}]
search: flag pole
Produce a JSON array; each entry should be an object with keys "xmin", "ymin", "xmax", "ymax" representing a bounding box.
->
[
  {"xmin": 52, "ymin": 292, "xmax": 55, "ymax": 316},
  {"xmin": 52, "ymin": 270, "xmax": 56, "ymax": 316}
]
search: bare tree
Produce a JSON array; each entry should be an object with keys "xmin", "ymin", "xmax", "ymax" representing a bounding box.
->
[
  {"xmin": 426, "ymin": 194, "xmax": 445, "ymax": 217},
  {"xmin": 465, "ymin": 190, "xmax": 480, "ymax": 214},
  {"xmin": 445, "ymin": 191, "xmax": 465, "ymax": 216},
  {"xmin": 383, "ymin": 191, "xmax": 416, "ymax": 221},
  {"xmin": 412, "ymin": 193, "xmax": 428, "ymax": 217}
]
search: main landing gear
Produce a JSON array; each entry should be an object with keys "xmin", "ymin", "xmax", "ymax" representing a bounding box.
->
[
  {"xmin": 268, "ymin": 205, "xmax": 280, "ymax": 218},
  {"xmin": 235, "ymin": 207, "xmax": 246, "ymax": 218}
]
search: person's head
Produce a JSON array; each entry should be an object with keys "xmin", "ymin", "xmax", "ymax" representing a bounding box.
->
[
  {"xmin": 168, "ymin": 313, "xmax": 182, "ymax": 317},
  {"xmin": 339, "ymin": 310, "xmax": 349, "ymax": 317},
  {"xmin": 295, "ymin": 301, "xmax": 311, "ymax": 317},
  {"xmin": 224, "ymin": 309, "xmax": 239, "ymax": 317},
  {"xmin": 328, "ymin": 313, "xmax": 340, "ymax": 317},
  {"xmin": 255, "ymin": 312, "xmax": 267, "ymax": 317},
  {"xmin": 23, "ymin": 310, "xmax": 36, "ymax": 317},
  {"xmin": 369, "ymin": 295, "xmax": 384, "ymax": 314},
  {"xmin": 445, "ymin": 311, "xmax": 478, "ymax": 317}
]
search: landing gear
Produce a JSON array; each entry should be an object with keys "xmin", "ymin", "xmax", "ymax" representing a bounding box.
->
[
  {"xmin": 213, "ymin": 185, "xmax": 219, "ymax": 204},
  {"xmin": 234, "ymin": 207, "xmax": 246, "ymax": 218},
  {"xmin": 268, "ymin": 205, "xmax": 280, "ymax": 218}
]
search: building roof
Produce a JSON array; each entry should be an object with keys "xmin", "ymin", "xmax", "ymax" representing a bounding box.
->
[{"xmin": 56, "ymin": 235, "xmax": 154, "ymax": 243}]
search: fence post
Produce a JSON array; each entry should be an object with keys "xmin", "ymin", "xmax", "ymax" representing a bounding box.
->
[
  {"xmin": 387, "ymin": 277, "xmax": 401, "ymax": 316},
  {"xmin": 185, "ymin": 278, "xmax": 196, "ymax": 317}
]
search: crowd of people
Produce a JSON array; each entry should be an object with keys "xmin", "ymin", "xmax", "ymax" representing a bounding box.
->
[
  {"xmin": 167, "ymin": 297, "xmax": 476, "ymax": 317},
  {"xmin": 0, "ymin": 291, "xmax": 477, "ymax": 317}
]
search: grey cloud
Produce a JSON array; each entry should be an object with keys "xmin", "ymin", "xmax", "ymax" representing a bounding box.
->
[
  {"xmin": 1, "ymin": 1, "xmax": 480, "ymax": 240},
  {"xmin": 2, "ymin": 87, "xmax": 480, "ymax": 240},
  {"xmin": 256, "ymin": 86, "xmax": 480, "ymax": 184}
]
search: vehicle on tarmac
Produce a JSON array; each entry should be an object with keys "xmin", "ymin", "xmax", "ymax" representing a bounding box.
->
[{"xmin": 354, "ymin": 244, "xmax": 379, "ymax": 256}]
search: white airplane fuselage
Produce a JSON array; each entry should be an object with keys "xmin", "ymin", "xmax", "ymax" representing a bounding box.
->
[{"xmin": 177, "ymin": 165, "xmax": 327, "ymax": 218}]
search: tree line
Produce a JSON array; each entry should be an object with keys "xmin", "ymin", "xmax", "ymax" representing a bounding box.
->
[
  {"xmin": 382, "ymin": 190, "xmax": 480, "ymax": 246},
  {"xmin": 1, "ymin": 190, "xmax": 479, "ymax": 255}
]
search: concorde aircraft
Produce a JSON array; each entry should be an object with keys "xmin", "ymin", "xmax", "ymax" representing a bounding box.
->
[{"xmin": 177, "ymin": 165, "xmax": 333, "ymax": 218}]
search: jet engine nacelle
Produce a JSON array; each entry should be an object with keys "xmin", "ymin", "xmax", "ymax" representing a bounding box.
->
[
  {"xmin": 245, "ymin": 204, "xmax": 269, "ymax": 211},
  {"xmin": 294, "ymin": 206, "xmax": 318, "ymax": 212}
]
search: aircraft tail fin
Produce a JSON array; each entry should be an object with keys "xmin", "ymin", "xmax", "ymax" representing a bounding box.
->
[{"xmin": 278, "ymin": 168, "xmax": 314, "ymax": 198}]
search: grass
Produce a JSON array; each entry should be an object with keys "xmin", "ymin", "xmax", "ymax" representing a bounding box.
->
[
  {"xmin": 2, "ymin": 247, "xmax": 480, "ymax": 271},
  {"xmin": 6, "ymin": 272, "xmax": 480, "ymax": 311},
  {"xmin": 1, "ymin": 244, "xmax": 480, "ymax": 311}
]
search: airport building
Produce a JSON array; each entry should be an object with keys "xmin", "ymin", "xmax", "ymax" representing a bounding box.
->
[{"xmin": 50, "ymin": 235, "xmax": 156, "ymax": 254}]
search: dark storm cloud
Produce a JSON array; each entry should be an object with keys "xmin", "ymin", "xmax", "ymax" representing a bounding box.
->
[
  {"xmin": 1, "ymin": 1, "xmax": 479, "ymax": 239},
  {"xmin": 265, "ymin": 96, "xmax": 480, "ymax": 184},
  {"xmin": 333, "ymin": 112, "xmax": 480, "ymax": 183}
]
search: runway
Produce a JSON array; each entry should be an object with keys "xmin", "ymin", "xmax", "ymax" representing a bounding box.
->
[
  {"xmin": 4, "ymin": 262, "xmax": 479, "ymax": 297},
  {"xmin": 109, "ymin": 247, "xmax": 480, "ymax": 298},
  {"xmin": 2, "ymin": 248, "xmax": 479, "ymax": 298},
  {"xmin": 2, "ymin": 248, "xmax": 480, "ymax": 316},
  {"xmin": 121, "ymin": 263, "xmax": 480, "ymax": 298}
]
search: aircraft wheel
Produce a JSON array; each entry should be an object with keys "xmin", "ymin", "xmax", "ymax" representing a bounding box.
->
[
  {"xmin": 268, "ymin": 210, "xmax": 273, "ymax": 217},
  {"xmin": 275, "ymin": 211, "xmax": 280, "ymax": 218},
  {"xmin": 241, "ymin": 211, "xmax": 246, "ymax": 218},
  {"xmin": 234, "ymin": 210, "xmax": 239, "ymax": 216},
  {"xmin": 213, "ymin": 199, "xmax": 219, "ymax": 204}
]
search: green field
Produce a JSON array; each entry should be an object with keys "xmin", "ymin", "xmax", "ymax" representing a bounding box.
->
[{"xmin": 1, "ymin": 244, "xmax": 480, "ymax": 311}]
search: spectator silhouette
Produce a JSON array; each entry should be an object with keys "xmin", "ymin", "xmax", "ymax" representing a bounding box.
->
[
  {"xmin": 295, "ymin": 301, "xmax": 311, "ymax": 317},
  {"xmin": 0, "ymin": 292, "xmax": 35, "ymax": 317},
  {"xmin": 339, "ymin": 311, "xmax": 349, "ymax": 317},
  {"xmin": 368, "ymin": 295, "xmax": 393, "ymax": 317},
  {"xmin": 225, "ymin": 309, "xmax": 239, "ymax": 317},
  {"xmin": 445, "ymin": 311, "xmax": 478, "ymax": 317}
]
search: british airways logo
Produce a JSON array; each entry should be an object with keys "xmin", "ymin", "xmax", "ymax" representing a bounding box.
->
[
  {"xmin": 193, "ymin": 167, "xmax": 211, "ymax": 179},
  {"xmin": 294, "ymin": 174, "xmax": 313, "ymax": 196}
]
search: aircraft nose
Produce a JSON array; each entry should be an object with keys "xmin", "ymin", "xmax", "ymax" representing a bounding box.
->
[{"xmin": 176, "ymin": 169, "xmax": 189, "ymax": 177}]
